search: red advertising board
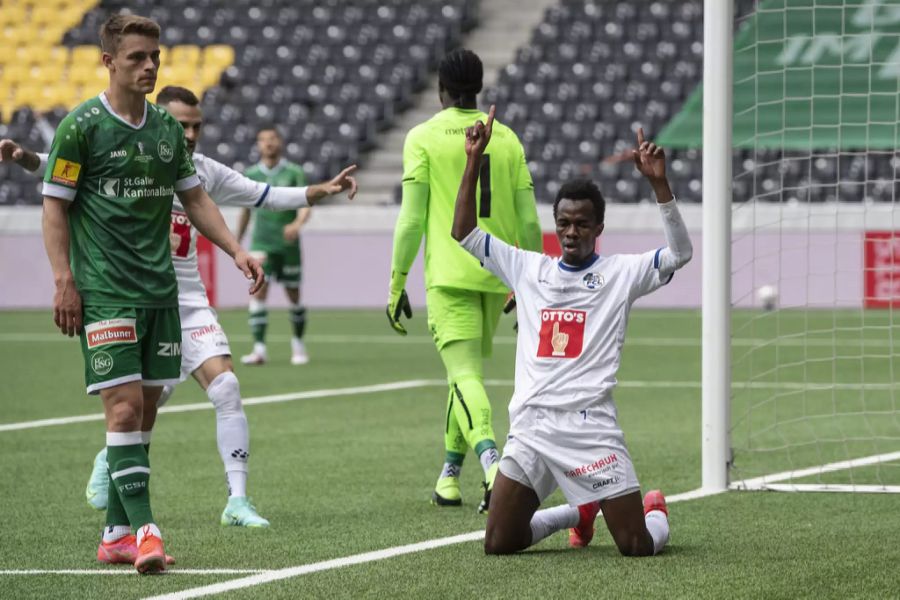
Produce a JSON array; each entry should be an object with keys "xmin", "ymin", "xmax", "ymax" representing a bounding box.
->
[{"xmin": 864, "ymin": 231, "xmax": 900, "ymax": 308}]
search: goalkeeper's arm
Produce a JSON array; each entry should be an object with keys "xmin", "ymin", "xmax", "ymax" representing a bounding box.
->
[{"xmin": 386, "ymin": 180, "xmax": 427, "ymax": 334}]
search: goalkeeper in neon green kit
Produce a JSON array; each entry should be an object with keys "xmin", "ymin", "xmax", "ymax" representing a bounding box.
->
[{"xmin": 387, "ymin": 49, "xmax": 542, "ymax": 512}]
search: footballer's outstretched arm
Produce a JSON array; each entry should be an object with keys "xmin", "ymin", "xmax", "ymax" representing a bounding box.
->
[
  {"xmin": 632, "ymin": 128, "xmax": 692, "ymax": 275},
  {"xmin": 0, "ymin": 139, "xmax": 42, "ymax": 172},
  {"xmin": 451, "ymin": 105, "xmax": 495, "ymax": 241},
  {"xmin": 178, "ymin": 185, "xmax": 265, "ymax": 293}
]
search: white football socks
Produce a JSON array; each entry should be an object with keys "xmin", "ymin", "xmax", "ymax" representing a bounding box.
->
[
  {"xmin": 478, "ymin": 447, "xmax": 499, "ymax": 476},
  {"xmin": 136, "ymin": 523, "xmax": 162, "ymax": 545},
  {"xmin": 206, "ymin": 372, "xmax": 250, "ymax": 498},
  {"xmin": 645, "ymin": 510, "xmax": 670, "ymax": 554},
  {"xmin": 226, "ymin": 471, "xmax": 248, "ymax": 498},
  {"xmin": 102, "ymin": 525, "xmax": 132, "ymax": 543},
  {"xmin": 529, "ymin": 504, "xmax": 580, "ymax": 547}
]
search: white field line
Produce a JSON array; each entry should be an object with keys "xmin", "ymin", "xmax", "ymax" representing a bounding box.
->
[
  {"xmin": 0, "ymin": 380, "xmax": 444, "ymax": 433},
  {"xmin": 3, "ymin": 378, "xmax": 895, "ymax": 433},
  {"xmin": 0, "ymin": 569, "xmax": 271, "ymax": 576},
  {"xmin": 137, "ymin": 486, "xmax": 724, "ymax": 599},
  {"xmin": 0, "ymin": 332, "xmax": 895, "ymax": 349},
  {"xmin": 730, "ymin": 450, "xmax": 900, "ymax": 490},
  {"xmin": 747, "ymin": 484, "xmax": 900, "ymax": 493}
]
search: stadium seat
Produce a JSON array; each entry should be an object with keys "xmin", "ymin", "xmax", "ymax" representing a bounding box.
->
[{"xmin": 4, "ymin": 0, "xmax": 475, "ymax": 204}]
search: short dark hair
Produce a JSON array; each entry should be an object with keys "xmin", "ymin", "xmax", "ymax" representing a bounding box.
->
[
  {"xmin": 256, "ymin": 125, "xmax": 282, "ymax": 138},
  {"xmin": 553, "ymin": 179, "xmax": 606, "ymax": 224},
  {"xmin": 438, "ymin": 48, "xmax": 483, "ymax": 100},
  {"xmin": 156, "ymin": 85, "xmax": 199, "ymax": 107},
  {"xmin": 99, "ymin": 14, "xmax": 160, "ymax": 55}
]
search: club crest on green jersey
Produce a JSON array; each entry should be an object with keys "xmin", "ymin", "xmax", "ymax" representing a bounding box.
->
[{"xmin": 158, "ymin": 140, "xmax": 174, "ymax": 163}]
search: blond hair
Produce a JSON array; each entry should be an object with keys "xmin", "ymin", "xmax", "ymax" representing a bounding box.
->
[{"xmin": 99, "ymin": 14, "xmax": 160, "ymax": 55}]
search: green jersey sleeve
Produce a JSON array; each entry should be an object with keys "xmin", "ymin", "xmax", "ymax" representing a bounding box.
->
[
  {"xmin": 172, "ymin": 119, "xmax": 199, "ymax": 191},
  {"xmin": 401, "ymin": 126, "xmax": 429, "ymax": 185},
  {"xmin": 42, "ymin": 114, "xmax": 88, "ymax": 201}
]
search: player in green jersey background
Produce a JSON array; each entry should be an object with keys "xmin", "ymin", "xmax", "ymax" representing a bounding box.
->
[
  {"xmin": 41, "ymin": 14, "xmax": 263, "ymax": 574},
  {"xmin": 236, "ymin": 127, "xmax": 311, "ymax": 365},
  {"xmin": 387, "ymin": 49, "xmax": 543, "ymax": 513}
]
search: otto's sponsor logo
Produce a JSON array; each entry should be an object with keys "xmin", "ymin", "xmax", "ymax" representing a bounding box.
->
[
  {"xmin": 91, "ymin": 351, "xmax": 114, "ymax": 375},
  {"xmin": 85, "ymin": 319, "xmax": 137, "ymax": 349},
  {"xmin": 157, "ymin": 342, "xmax": 182, "ymax": 357},
  {"xmin": 51, "ymin": 158, "xmax": 81, "ymax": 185},
  {"xmin": 158, "ymin": 139, "xmax": 174, "ymax": 163},
  {"xmin": 537, "ymin": 309, "xmax": 586, "ymax": 359},
  {"xmin": 190, "ymin": 323, "xmax": 223, "ymax": 340},
  {"xmin": 170, "ymin": 211, "xmax": 192, "ymax": 258},
  {"xmin": 565, "ymin": 453, "xmax": 618, "ymax": 479},
  {"xmin": 109, "ymin": 149, "xmax": 127, "ymax": 158}
]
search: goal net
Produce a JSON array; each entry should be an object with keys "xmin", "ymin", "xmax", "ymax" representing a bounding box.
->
[{"xmin": 663, "ymin": 0, "xmax": 900, "ymax": 492}]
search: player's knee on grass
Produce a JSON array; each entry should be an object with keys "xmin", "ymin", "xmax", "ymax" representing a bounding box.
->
[
  {"xmin": 483, "ymin": 522, "xmax": 530, "ymax": 555},
  {"xmin": 610, "ymin": 528, "xmax": 654, "ymax": 557}
]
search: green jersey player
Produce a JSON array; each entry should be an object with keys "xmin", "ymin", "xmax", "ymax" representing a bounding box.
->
[
  {"xmin": 236, "ymin": 127, "xmax": 311, "ymax": 365},
  {"xmin": 386, "ymin": 49, "xmax": 543, "ymax": 512},
  {"xmin": 41, "ymin": 14, "xmax": 263, "ymax": 574}
]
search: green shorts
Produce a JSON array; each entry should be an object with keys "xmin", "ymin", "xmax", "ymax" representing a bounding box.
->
[
  {"xmin": 251, "ymin": 245, "xmax": 302, "ymax": 287},
  {"xmin": 79, "ymin": 306, "xmax": 182, "ymax": 395},
  {"xmin": 426, "ymin": 286, "xmax": 507, "ymax": 357}
]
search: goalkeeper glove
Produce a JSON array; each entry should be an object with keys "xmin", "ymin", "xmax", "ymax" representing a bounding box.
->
[
  {"xmin": 503, "ymin": 294, "xmax": 518, "ymax": 332},
  {"xmin": 387, "ymin": 270, "xmax": 412, "ymax": 335}
]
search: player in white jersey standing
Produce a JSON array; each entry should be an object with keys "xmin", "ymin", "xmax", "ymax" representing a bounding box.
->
[
  {"xmin": 0, "ymin": 86, "xmax": 357, "ymax": 530},
  {"xmin": 451, "ymin": 108, "xmax": 692, "ymax": 557}
]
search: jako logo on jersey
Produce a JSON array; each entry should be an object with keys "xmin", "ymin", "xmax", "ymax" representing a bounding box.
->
[
  {"xmin": 157, "ymin": 342, "xmax": 182, "ymax": 357},
  {"xmin": 582, "ymin": 272, "xmax": 604, "ymax": 290},
  {"xmin": 537, "ymin": 309, "xmax": 586, "ymax": 359},
  {"xmin": 85, "ymin": 319, "xmax": 137, "ymax": 348},
  {"xmin": 109, "ymin": 149, "xmax": 127, "ymax": 158},
  {"xmin": 157, "ymin": 140, "xmax": 174, "ymax": 163}
]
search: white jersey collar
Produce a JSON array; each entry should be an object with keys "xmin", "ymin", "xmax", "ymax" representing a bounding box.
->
[{"xmin": 99, "ymin": 92, "xmax": 148, "ymax": 130}]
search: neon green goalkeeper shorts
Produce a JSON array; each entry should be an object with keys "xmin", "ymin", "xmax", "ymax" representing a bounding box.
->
[{"xmin": 425, "ymin": 286, "xmax": 507, "ymax": 357}]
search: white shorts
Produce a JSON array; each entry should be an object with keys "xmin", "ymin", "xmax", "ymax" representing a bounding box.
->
[
  {"xmin": 499, "ymin": 406, "xmax": 640, "ymax": 507},
  {"xmin": 177, "ymin": 305, "xmax": 231, "ymax": 381}
]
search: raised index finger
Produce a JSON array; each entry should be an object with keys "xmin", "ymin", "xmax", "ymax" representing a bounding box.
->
[
  {"xmin": 636, "ymin": 126, "xmax": 645, "ymax": 147},
  {"xmin": 486, "ymin": 104, "xmax": 496, "ymax": 131}
]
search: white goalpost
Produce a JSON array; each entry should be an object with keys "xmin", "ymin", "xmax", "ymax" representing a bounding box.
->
[
  {"xmin": 702, "ymin": 0, "xmax": 733, "ymax": 493},
  {"xmin": 702, "ymin": 0, "xmax": 900, "ymax": 494}
]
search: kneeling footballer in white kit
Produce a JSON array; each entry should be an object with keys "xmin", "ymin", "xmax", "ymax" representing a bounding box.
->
[
  {"xmin": 451, "ymin": 108, "xmax": 692, "ymax": 556},
  {"xmin": 5, "ymin": 85, "xmax": 357, "ymax": 535}
]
